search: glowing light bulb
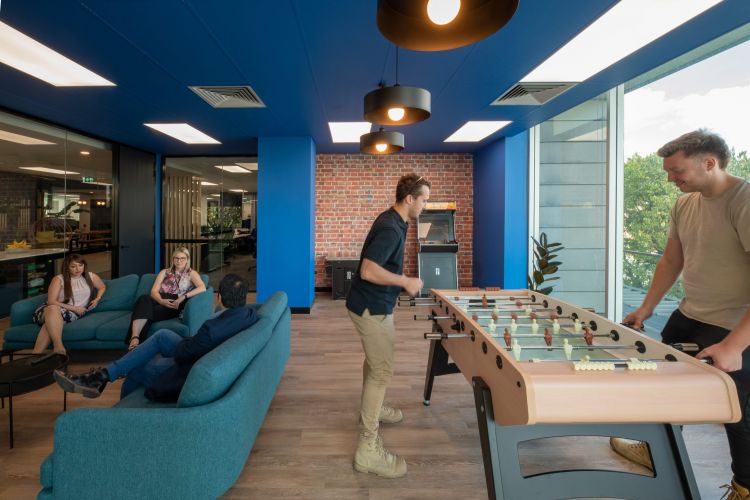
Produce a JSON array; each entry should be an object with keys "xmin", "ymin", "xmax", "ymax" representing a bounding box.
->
[
  {"xmin": 387, "ymin": 107, "xmax": 405, "ymax": 122},
  {"xmin": 375, "ymin": 143, "xmax": 388, "ymax": 153},
  {"xmin": 427, "ymin": 0, "xmax": 461, "ymax": 26}
]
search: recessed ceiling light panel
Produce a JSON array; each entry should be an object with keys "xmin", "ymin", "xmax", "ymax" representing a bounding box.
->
[
  {"xmin": 0, "ymin": 129, "xmax": 55, "ymax": 145},
  {"xmin": 19, "ymin": 166, "xmax": 79, "ymax": 175},
  {"xmin": 215, "ymin": 165, "xmax": 251, "ymax": 173},
  {"xmin": 144, "ymin": 123, "xmax": 221, "ymax": 144},
  {"xmin": 235, "ymin": 162, "xmax": 258, "ymax": 171},
  {"xmin": 523, "ymin": 0, "xmax": 723, "ymax": 83},
  {"xmin": 444, "ymin": 121, "xmax": 511, "ymax": 142},
  {"xmin": 0, "ymin": 21, "xmax": 115, "ymax": 86},
  {"xmin": 329, "ymin": 122, "xmax": 372, "ymax": 143}
]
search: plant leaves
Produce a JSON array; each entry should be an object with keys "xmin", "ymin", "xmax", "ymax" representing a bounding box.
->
[
  {"xmin": 541, "ymin": 266, "xmax": 558, "ymax": 275},
  {"xmin": 533, "ymin": 270, "xmax": 544, "ymax": 284},
  {"xmin": 546, "ymin": 261, "xmax": 561, "ymax": 267},
  {"xmin": 539, "ymin": 286, "xmax": 554, "ymax": 295}
]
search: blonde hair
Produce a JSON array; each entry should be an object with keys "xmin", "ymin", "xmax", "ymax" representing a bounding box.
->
[{"xmin": 170, "ymin": 247, "xmax": 191, "ymax": 272}]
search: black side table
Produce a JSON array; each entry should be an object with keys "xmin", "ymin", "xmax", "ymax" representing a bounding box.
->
[{"xmin": 0, "ymin": 350, "xmax": 68, "ymax": 448}]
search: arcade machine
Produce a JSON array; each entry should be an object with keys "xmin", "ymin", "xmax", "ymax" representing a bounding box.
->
[{"xmin": 417, "ymin": 201, "xmax": 458, "ymax": 295}]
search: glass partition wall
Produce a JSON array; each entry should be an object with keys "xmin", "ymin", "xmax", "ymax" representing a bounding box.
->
[
  {"xmin": 162, "ymin": 157, "xmax": 257, "ymax": 291},
  {"xmin": 0, "ymin": 109, "xmax": 113, "ymax": 317}
]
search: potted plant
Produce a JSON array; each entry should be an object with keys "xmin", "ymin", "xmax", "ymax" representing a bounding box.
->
[{"xmin": 528, "ymin": 232, "xmax": 563, "ymax": 295}]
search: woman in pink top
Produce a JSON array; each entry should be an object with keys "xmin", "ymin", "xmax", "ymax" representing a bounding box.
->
[
  {"xmin": 125, "ymin": 247, "xmax": 206, "ymax": 350},
  {"xmin": 32, "ymin": 253, "xmax": 107, "ymax": 355}
]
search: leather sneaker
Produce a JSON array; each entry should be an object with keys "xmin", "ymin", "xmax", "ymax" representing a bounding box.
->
[
  {"xmin": 379, "ymin": 405, "xmax": 403, "ymax": 424},
  {"xmin": 721, "ymin": 478, "xmax": 750, "ymax": 500},
  {"xmin": 609, "ymin": 437, "xmax": 653, "ymax": 471},
  {"xmin": 353, "ymin": 435, "xmax": 407, "ymax": 478},
  {"xmin": 54, "ymin": 367, "xmax": 109, "ymax": 398}
]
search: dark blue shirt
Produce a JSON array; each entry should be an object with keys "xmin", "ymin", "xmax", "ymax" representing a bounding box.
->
[
  {"xmin": 145, "ymin": 305, "xmax": 258, "ymax": 402},
  {"xmin": 346, "ymin": 207, "xmax": 408, "ymax": 316}
]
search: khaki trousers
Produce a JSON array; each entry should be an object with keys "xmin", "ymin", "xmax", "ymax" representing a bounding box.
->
[{"xmin": 349, "ymin": 309, "xmax": 395, "ymax": 441}]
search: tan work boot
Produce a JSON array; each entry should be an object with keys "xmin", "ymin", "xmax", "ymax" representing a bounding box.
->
[
  {"xmin": 609, "ymin": 437, "xmax": 653, "ymax": 471},
  {"xmin": 721, "ymin": 478, "xmax": 750, "ymax": 500},
  {"xmin": 379, "ymin": 405, "xmax": 403, "ymax": 424},
  {"xmin": 353, "ymin": 435, "xmax": 407, "ymax": 478}
]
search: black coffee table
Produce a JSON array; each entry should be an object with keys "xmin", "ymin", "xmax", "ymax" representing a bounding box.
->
[{"xmin": 0, "ymin": 350, "xmax": 68, "ymax": 448}]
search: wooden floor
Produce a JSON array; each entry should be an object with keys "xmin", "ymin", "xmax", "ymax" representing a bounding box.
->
[{"xmin": 0, "ymin": 294, "xmax": 733, "ymax": 499}]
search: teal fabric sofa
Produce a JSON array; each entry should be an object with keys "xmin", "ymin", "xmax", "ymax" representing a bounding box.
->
[
  {"xmin": 38, "ymin": 291, "xmax": 291, "ymax": 500},
  {"xmin": 2, "ymin": 274, "xmax": 213, "ymax": 351}
]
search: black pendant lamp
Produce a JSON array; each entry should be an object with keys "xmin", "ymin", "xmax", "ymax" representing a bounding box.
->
[
  {"xmin": 364, "ymin": 48, "xmax": 431, "ymax": 126},
  {"xmin": 377, "ymin": 0, "xmax": 520, "ymax": 52},
  {"xmin": 360, "ymin": 128, "xmax": 404, "ymax": 155},
  {"xmin": 364, "ymin": 84, "xmax": 431, "ymax": 126}
]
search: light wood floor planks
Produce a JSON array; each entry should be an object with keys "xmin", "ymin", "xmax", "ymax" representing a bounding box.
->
[{"xmin": 0, "ymin": 294, "xmax": 734, "ymax": 499}]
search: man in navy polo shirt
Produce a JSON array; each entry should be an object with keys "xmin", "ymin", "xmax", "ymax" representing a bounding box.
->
[{"xmin": 347, "ymin": 173, "xmax": 431, "ymax": 478}]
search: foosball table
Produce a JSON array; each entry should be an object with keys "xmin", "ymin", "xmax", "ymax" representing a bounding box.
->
[{"xmin": 403, "ymin": 288, "xmax": 741, "ymax": 500}]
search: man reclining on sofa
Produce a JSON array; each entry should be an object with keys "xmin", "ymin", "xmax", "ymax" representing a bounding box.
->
[{"xmin": 54, "ymin": 273, "xmax": 257, "ymax": 402}]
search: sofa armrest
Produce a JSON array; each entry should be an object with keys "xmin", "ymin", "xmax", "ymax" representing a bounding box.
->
[
  {"xmin": 10, "ymin": 294, "xmax": 47, "ymax": 327},
  {"xmin": 182, "ymin": 287, "xmax": 214, "ymax": 336},
  {"xmin": 46, "ymin": 405, "xmax": 243, "ymax": 499}
]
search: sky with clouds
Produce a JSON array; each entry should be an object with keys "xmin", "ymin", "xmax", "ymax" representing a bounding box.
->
[{"xmin": 624, "ymin": 38, "xmax": 750, "ymax": 159}]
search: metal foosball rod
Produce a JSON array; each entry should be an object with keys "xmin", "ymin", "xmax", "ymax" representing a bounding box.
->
[
  {"xmin": 424, "ymin": 332, "xmax": 470, "ymax": 340},
  {"xmin": 491, "ymin": 332, "xmax": 615, "ymax": 339},
  {"xmin": 414, "ymin": 314, "xmax": 452, "ymax": 321}
]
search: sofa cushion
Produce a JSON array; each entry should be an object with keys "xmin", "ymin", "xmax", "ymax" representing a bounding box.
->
[
  {"xmin": 96, "ymin": 274, "xmax": 138, "ymax": 312},
  {"xmin": 177, "ymin": 315, "xmax": 274, "ymax": 408},
  {"xmin": 135, "ymin": 273, "xmax": 156, "ymax": 299},
  {"xmin": 257, "ymin": 291, "xmax": 288, "ymax": 324},
  {"xmin": 5, "ymin": 310, "xmax": 125, "ymax": 343},
  {"xmin": 151, "ymin": 319, "xmax": 189, "ymax": 337},
  {"xmin": 94, "ymin": 313, "xmax": 188, "ymax": 341},
  {"xmin": 40, "ymin": 455, "xmax": 53, "ymax": 488},
  {"xmin": 3, "ymin": 323, "xmax": 41, "ymax": 343},
  {"xmin": 10, "ymin": 294, "xmax": 47, "ymax": 327},
  {"xmin": 115, "ymin": 386, "xmax": 176, "ymax": 409},
  {"xmin": 93, "ymin": 310, "xmax": 136, "ymax": 341}
]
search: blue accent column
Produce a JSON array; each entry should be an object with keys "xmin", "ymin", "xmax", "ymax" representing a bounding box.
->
[
  {"xmin": 257, "ymin": 137, "xmax": 316, "ymax": 309},
  {"xmin": 154, "ymin": 153, "xmax": 162, "ymax": 273},
  {"xmin": 502, "ymin": 131, "xmax": 529, "ymax": 288},
  {"xmin": 472, "ymin": 130, "xmax": 528, "ymax": 288}
]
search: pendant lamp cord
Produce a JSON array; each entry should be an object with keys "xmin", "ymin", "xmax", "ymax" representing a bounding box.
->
[{"xmin": 395, "ymin": 47, "xmax": 399, "ymax": 85}]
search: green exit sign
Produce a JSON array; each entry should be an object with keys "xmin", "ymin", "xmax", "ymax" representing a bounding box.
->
[{"xmin": 83, "ymin": 176, "xmax": 95, "ymax": 183}]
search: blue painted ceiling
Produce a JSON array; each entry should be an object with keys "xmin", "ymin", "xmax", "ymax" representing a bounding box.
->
[{"xmin": 0, "ymin": 0, "xmax": 748, "ymax": 155}]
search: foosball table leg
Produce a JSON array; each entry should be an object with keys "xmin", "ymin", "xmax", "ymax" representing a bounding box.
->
[
  {"xmin": 423, "ymin": 337, "xmax": 460, "ymax": 406},
  {"xmin": 471, "ymin": 376, "xmax": 701, "ymax": 500}
]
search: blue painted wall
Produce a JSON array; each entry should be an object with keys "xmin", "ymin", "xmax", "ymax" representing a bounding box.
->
[
  {"xmin": 257, "ymin": 137, "xmax": 316, "ymax": 309},
  {"xmin": 473, "ymin": 139, "xmax": 505, "ymax": 287},
  {"xmin": 154, "ymin": 153, "xmax": 162, "ymax": 273},
  {"xmin": 472, "ymin": 130, "xmax": 529, "ymax": 289},
  {"xmin": 503, "ymin": 131, "xmax": 529, "ymax": 289}
]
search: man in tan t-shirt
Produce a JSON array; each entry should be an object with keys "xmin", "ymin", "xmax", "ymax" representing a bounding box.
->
[{"xmin": 615, "ymin": 130, "xmax": 750, "ymax": 499}]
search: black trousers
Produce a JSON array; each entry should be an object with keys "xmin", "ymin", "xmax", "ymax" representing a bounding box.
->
[
  {"xmin": 126, "ymin": 294, "xmax": 181, "ymax": 344},
  {"xmin": 661, "ymin": 309, "xmax": 750, "ymax": 487}
]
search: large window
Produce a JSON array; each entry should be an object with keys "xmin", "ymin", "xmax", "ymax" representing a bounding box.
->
[
  {"xmin": 162, "ymin": 157, "xmax": 257, "ymax": 290},
  {"xmin": 622, "ymin": 32, "xmax": 750, "ymax": 336},
  {"xmin": 0, "ymin": 110, "xmax": 113, "ymax": 317},
  {"xmin": 533, "ymin": 93, "xmax": 611, "ymax": 314}
]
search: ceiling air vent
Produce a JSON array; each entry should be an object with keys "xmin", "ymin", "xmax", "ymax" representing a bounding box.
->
[
  {"xmin": 189, "ymin": 86, "xmax": 265, "ymax": 108},
  {"xmin": 491, "ymin": 82, "xmax": 577, "ymax": 106}
]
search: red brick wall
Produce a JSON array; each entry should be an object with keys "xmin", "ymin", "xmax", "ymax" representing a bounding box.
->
[{"xmin": 315, "ymin": 153, "xmax": 473, "ymax": 288}]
